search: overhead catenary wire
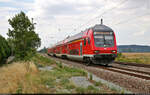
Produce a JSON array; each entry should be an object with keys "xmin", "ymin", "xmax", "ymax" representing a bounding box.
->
[
  {"xmin": 75, "ymin": 0, "xmax": 106, "ymax": 22},
  {"xmin": 74, "ymin": 0, "xmax": 129, "ymax": 31},
  {"xmin": 113, "ymin": 12, "xmax": 150, "ymax": 26}
]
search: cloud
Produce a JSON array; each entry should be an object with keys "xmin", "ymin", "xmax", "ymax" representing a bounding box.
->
[
  {"xmin": 0, "ymin": 0, "xmax": 150, "ymax": 49},
  {"xmin": 26, "ymin": 0, "xmax": 106, "ymax": 48},
  {"xmin": 133, "ymin": 30, "xmax": 146, "ymax": 36},
  {"xmin": 0, "ymin": 0, "xmax": 12, "ymax": 2}
]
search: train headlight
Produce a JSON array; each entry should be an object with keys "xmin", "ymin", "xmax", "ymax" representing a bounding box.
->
[
  {"xmin": 112, "ymin": 50, "xmax": 116, "ymax": 53},
  {"xmin": 94, "ymin": 50, "xmax": 100, "ymax": 54}
]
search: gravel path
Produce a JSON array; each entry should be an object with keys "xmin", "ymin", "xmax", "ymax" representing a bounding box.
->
[
  {"xmin": 70, "ymin": 76, "xmax": 94, "ymax": 88},
  {"xmin": 50, "ymin": 56, "xmax": 150, "ymax": 93}
]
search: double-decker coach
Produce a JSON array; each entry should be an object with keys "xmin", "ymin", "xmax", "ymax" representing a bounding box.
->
[{"xmin": 48, "ymin": 19, "xmax": 117, "ymax": 66}]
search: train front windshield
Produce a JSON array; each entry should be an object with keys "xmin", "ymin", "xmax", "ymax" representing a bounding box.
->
[{"xmin": 94, "ymin": 31, "xmax": 114, "ymax": 47}]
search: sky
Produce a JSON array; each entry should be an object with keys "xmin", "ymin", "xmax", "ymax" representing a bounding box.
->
[{"xmin": 0, "ymin": 0, "xmax": 150, "ymax": 49}]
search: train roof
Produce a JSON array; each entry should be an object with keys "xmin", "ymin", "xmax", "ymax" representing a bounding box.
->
[
  {"xmin": 65, "ymin": 32, "xmax": 84, "ymax": 43},
  {"xmin": 92, "ymin": 24, "xmax": 113, "ymax": 32},
  {"xmin": 53, "ymin": 24, "xmax": 113, "ymax": 47}
]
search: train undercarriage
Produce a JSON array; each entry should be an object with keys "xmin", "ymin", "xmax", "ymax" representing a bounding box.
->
[
  {"xmin": 48, "ymin": 53, "xmax": 117, "ymax": 66},
  {"xmin": 83, "ymin": 54, "xmax": 117, "ymax": 66}
]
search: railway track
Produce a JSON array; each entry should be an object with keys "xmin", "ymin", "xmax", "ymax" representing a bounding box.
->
[
  {"xmin": 114, "ymin": 61, "xmax": 150, "ymax": 68},
  {"xmin": 110, "ymin": 66, "xmax": 150, "ymax": 75},
  {"xmin": 94, "ymin": 66, "xmax": 150, "ymax": 80},
  {"xmin": 45, "ymin": 56, "xmax": 150, "ymax": 80}
]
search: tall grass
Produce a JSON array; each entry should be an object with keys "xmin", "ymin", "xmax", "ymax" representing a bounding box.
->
[
  {"xmin": 0, "ymin": 62, "xmax": 39, "ymax": 93},
  {"xmin": 116, "ymin": 53, "xmax": 150, "ymax": 64}
]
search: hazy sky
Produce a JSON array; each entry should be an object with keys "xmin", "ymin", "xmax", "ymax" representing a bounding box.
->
[{"xmin": 0, "ymin": 0, "xmax": 150, "ymax": 49}]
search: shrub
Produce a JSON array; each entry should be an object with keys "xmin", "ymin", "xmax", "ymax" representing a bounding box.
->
[
  {"xmin": 0, "ymin": 35, "xmax": 11, "ymax": 64},
  {"xmin": 94, "ymin": 81, "xmax": 103, "ymax": 86},
  {"xmin": 117, "ymin": 52, "xmax": 122, "ymax": 58},
  {"xmin": 89, "ymin": 73, "xmax": 93, "ymax": 81}
]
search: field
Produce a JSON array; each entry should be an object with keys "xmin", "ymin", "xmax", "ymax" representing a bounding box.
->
[
  {"xmin": 116, "ymin": 53, "xmax": 150, "ymax": 64},
  {"xmin": 0, "ymin": 54, "xmax": 122, "ymax": 94}
]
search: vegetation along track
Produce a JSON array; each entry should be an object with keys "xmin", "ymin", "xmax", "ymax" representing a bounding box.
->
[
  {"xmin": 43, "ymin": 54, "xmax": 150, "ymax": 80},
  {"xmin": 43, "ymin": 54, "xmax": 150, "ymax": 93}
]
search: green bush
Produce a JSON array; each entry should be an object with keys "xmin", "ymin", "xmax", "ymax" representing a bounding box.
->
[
  {"xmin": 0, "ymin": 35, "xmax": 11, "ymax": 64},
  {"xmin": 117, "ymin": 52, "xmax": 122, "ymax": 58}
]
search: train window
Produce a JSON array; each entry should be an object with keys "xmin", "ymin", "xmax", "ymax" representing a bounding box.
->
[
  {"xmin": 94, "ymin": 32, "xmax": 114, "ymax": 47},
  {"xmin": 84, "ymin": 38, "xmax": 86, "ymax": 46},
  {"xmin": 88, "ymin": 38, "xmax": 90, "ymax": 44},
  {"xmin": 104, "ymin": 35, "xmax": 114, "ymax": 45}
]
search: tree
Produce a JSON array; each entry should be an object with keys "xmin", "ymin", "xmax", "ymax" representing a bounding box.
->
[
  {"xmin": 7, "ymin": 11, "xmax": 41, "ymax": 60},
  {"xmin": 0, "ymin": 35, "xmax": 11, "ymax": 63},
  {"xmin": 38, "ymin": 47, "xmax": 47, "ymax": 53}
]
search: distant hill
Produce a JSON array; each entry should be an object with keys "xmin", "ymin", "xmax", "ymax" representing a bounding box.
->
[{"xmin": 117, "ymin": 45, "xmax": 150, "ymax": 52}]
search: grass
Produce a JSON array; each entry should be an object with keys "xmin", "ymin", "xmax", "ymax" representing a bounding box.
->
[
  {"xmin": 110, "ymin": 86, "xmax": 118, "ymax": 92},
  {"xmin": 32, "ymin": 54, "xmax": 55, "ymax": 66},
  {"xmin": 94, "ymin": 81, "xmax": 103, "ymax": 87},
  {"xmin": 0, "ymin": 54, "xmax": 88, "ymax": 93},
  {"xmin": 0, "ymin": 53, "xmax": 122, "ymax": 94},
  {"xmin": 116, "ymin": 53, "xmax": 150, "ymax": 64},
  {"xmin": 75, "ymin": 85, "xmax": 100, "ymax": 93},
  {"xmin": 89, "ymin": 73, "xmax": 93, "ymax": 81},
  {"xmin": 0, "ymin": 62, "xmax": 39, "ymax": 93}
]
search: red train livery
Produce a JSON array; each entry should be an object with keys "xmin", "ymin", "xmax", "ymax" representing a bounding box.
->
[{"xmin": 47, "ymin": 21, "xmax": 117, "ymax": 66}]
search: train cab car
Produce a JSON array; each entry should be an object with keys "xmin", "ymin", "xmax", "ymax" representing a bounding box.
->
[
  {"xmin": 83, "ymin": 24, "xmax": 117, "ymax": 65},
  {"xmin": 47, "ymin": 20, "xmax": 117, "ymax": 66}
]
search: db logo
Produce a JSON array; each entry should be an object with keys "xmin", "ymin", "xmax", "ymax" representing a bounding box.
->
[{"xmin": 104, "ymin": 48, "xmax": 107, "ymax": 50}]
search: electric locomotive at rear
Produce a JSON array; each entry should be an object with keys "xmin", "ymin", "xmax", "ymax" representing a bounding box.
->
[{"xmin": 48, "ymin": 20, "xmax": 117, "ymax": 65}]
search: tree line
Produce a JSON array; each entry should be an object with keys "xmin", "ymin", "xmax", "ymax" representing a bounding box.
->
[{"xmin": 0, "ymin": 11, "xmax": 41, "ymax": 63}]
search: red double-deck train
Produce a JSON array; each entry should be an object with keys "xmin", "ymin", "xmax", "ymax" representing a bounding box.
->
[{"xmin": 47, "ymin": 20, "xmax": 117, "ymax": 66}]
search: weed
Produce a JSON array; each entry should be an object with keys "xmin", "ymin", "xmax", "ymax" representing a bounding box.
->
[
  {"xmin": 89, "ymin": 73, "xmax": 93, "ymax": 80},
  {"xmin": 56, "ymin": 62, "xmax": 63, "ymax": 68},
  {"xmin": 60, "ymin": 78, "xmax": 70, "ymax": 85},
  {"xmin": 121, "ymin": 90, "xmax": 125, "ymax": 94},
  {"xmin": 117, "ymin": 53, "xmax": 122, "ymax": 58},
  {"xmin": 34, "ymin": 62, "xmax": 44, "ymax": 68},
  {"xmin": 16, "ymin": 84, "xmax": 22, "ymax": 94},
  {"xmin": 75, "ymin": 87, "xmax": 86, "ymax": 93},
  {"xmin": 94, "ymin": 81, "xmax": 103, "ymax": 86},
  {"xmin": 87, "ymin": 85, "xmax": 99, "ymax": 92},
  {"xmin": 32, "ymin": 54, "xmax": 55, "ymax": 66},
  {"xmin": 65, "ymin": 83, "xmax": 76, "ymax": 90},
  {"xmin": 111, "ymin": 86, "xmax": 118, "ymax": 92},
  {"xmin": 75, "ymin": 85, "xmax": 99, "ymax": 93}
]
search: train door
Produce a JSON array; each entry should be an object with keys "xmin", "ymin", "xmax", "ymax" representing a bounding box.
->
[
  {"xmin": 87, "ymin": 37, "xmax": 91, "ymax": 54},
  {"xmin": 83, "ymin": 38, "xmax": 86, "ymax": 54},
  {"xmin": 80, "ymin": 42, "xmax": 82, "ymax": 55}
]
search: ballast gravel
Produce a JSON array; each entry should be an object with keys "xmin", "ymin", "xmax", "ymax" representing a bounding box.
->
[
  {"xmin": 50, "ymin": 57, "xmax": 150, "ymax": 93},
  {"xmin": 111, "ymin": 63, "xmax": 150, "ymax": 74}
]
